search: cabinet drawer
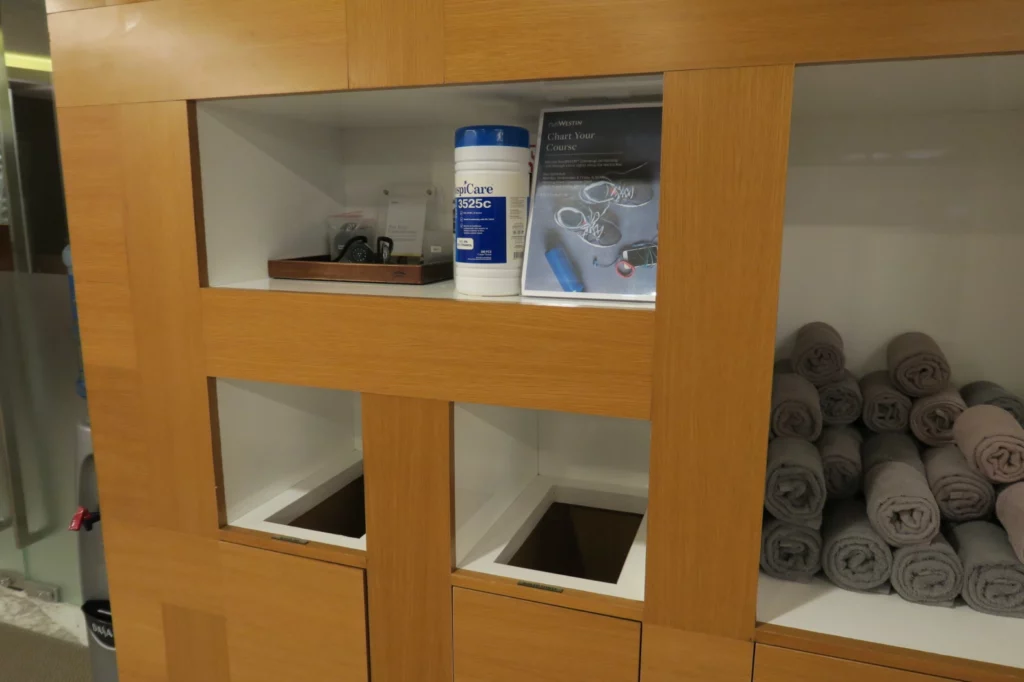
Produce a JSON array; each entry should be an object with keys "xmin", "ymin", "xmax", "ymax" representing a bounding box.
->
[
  {"xmin": 754, "ymin": 645, "xmax": 951, "ymax": 682},
  {"xmin": 453, "ymin": 587, "xmax": 640, "ymax": 682},
  {"xmin": 221, "ymin": 543, "xmax": 368, "ymax": 682}
]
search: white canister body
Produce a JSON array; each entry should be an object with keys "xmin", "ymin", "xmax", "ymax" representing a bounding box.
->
[{"xmin": 454, "ymin": 127, "xmax": 531, "ymax": 296}]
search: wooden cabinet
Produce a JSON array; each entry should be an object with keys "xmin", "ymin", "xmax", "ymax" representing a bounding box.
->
[
  {"xmin": 221, "ymin": 543, "xmax": 369, "ymax": 682},
  {"xmin": 453, "ymin": 588, "xmax": 640, "ymax": 682},
  {"xmin": 754, "ymin": 646, "xmax": 952, "ymax": 682}
]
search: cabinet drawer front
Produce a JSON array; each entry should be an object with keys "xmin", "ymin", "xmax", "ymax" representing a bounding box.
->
[
  {"xmin": 453, "ymin": 587, "xmax": 640, "ymax": 682},
  {"xmin": 754, "ymin": 645, "xmax": 951, "ymax": 682}
]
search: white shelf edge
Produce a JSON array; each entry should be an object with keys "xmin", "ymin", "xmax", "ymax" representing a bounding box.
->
[
  {"xmin": 458, "ymin": 475, "xmax": 648, "ymax": 601},
  {"xmin": 757, "ymin": 574, "xmax": 1024, "ymax": 669}
]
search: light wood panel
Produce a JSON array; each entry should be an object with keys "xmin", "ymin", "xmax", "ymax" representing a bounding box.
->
[
  {"xmin": 48, "ymin": 0, "xmax": 348, "ymax": 107},
  {"xmin": 755, "ymin": 624, "xmax": 1023, "ymax": 682},
  {"xmin": 641, "ymin": 624, "xmax": 754, "ymax": 682},
  {"xmin": 74, "ymin": 280, "xmax": 136, "ymax": 370},
  {"xmin": 443, "ymin": 0, "xmax": 1024, "ymax": 84},
  {"xmin": 163, "ymin": 606, "xmax": 231, "ymax": 682},
  {"xmin": 643, "ymin": 66, "xmax": 794, "ymax": 640},
  {"xmin": 452, "ymin": 569, "xmax": 643, "ymax": 622},
  {"xmin": 220, "ymin": 526, "xmax": 367, "ymax": 569},
  {"xmin": 221, "ymin": 542, "xmax": 369, "ymax": 682},
  {"xmin": 754, "ymin": 645, "xmax": 953, "ymax": 682},
  {"xmin": 120, "ymin": 101, "xmax": 220, "ymax": 538},
  {"xmin": 364, "ymin": 394, "xmax": 454, "ymax": 682},
  {"xmin": 453, "ymin": 587, "xmax": 641, "ymax": 682},
  {"xmin": 47, "ymin": 0, "xmax": 153, "ymax": 13},
  {"xmin": 347, "ymin": 0, "xmax": 444, "ymax": 88},
  {"xmin": 56, "ymin": 106, "xmax": 129, "ymax": 284},
  {"xmin": 202, "ymin": 289, "xmax": 653, "ymax": 419}
]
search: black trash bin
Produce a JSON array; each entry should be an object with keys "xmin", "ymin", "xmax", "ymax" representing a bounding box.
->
[{"xmin": 82, "ymin": 600, "xmax": 117, "ymax": 681}]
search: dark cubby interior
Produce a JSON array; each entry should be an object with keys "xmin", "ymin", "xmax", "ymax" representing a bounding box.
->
[
  {"xmin": 287, "ymin": 475, "xmax": 366, "ymax": 538},
  {"xmin": 505, "ymin": 502, "xmax": 643, "ymax": 584}
]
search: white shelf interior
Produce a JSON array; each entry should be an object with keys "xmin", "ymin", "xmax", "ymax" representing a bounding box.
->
[
  {"xmin": 777, "ymin": 53, "xmax": 1024, "ymax": 393},
  {"xmin": 194, "ymin": 75, "xmax": 662, "ymax": 302},
  {"xmin": 453, "ymin": 403, "xmax": 650, "ymax": 601},
  {"xmin": 217, "ymin": 378, "xmax": 365, "ymax": 551},
  {"xmin": 758, "ymin": 576, "xmax": 1024, "ymax": 669},
  {"xmin": 765, "ymin": 53, "xmax": 1024, "ymax": 668}
]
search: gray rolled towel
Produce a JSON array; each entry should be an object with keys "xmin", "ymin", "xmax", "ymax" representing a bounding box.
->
[
  {"xmin": 891, "ymin": 535, "xmax": 964, "ymax": 606},
  {"xmin": 793, "ymin": 322, "xmax": 846, "ymax": 387},
  {"xmin": 860, "ymin": 370, "xmax": 911, "ymax": 433},
  {"xmin": 863, "ymin": 433, "xmax": 941, "ymax": 547},
  {"xmin": 949, "ymin": 521, "xmax": 1024, "ymax": 618},
  {"xmin": 819, "ymin": 371, "xmax": 863, "ymax": 426},
  {"xmin": 887, "ymin": 332, "xmax": 951, "ymax": 398},
  {"xmin": 909, "ymin": 389, "xmax": 966, "ymax": 446},
  {"xmin": 771, "ymin": 373, "xmax": 823, "ymax": 441},
  {"xmin": 764, "ymin": 437, "xmax": 826, "ymax": 529},
  {"xmin": 818, "ymin": 426, "xmax": 862, "ymax": 499},
  {"xmin": 953, "ymin": 404, "xmax": 1024, "ymax": 484},
  {"xmin": 760, "ymin": 514, "xmax": 822, "ymax": 582},
  {"xmin": 996, "ymin": 483, "xmax": 1024, "ymax": 564},
  {"xmin": 822, "ymin": 499, "xmax": 893, "ymax": 593},
  {"xmin": 961, "ymin": 380, "xmax": 1024, "ymax": 427},
  {"xmin": 922, "ymin": 446, "xmax": 994, "ymax": 522}
]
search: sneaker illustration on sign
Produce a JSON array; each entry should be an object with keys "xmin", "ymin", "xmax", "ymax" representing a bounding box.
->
[
  {"xmin": 554, "ymin": 205, "xmax": 622, "ymax": 247},
  {"xmin": 579, "ymin": 163, "xmax": 655, "ymax": 208}
]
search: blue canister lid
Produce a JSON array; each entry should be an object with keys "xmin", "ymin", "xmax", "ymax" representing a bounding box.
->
[{"xmin": 455, "ymin": 125, "xmax": 530, "ymax": 148}]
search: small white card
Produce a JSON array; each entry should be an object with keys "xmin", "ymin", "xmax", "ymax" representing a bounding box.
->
[{"xmin": 384, "ymin": 198, "xmax": 428, "ymax": 257}]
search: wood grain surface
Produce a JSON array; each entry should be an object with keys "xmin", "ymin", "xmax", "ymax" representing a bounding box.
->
[
  {"xmin": 47, "ymin": 0, "xmax": 152, "ymax": 12},
  {"xmin": 643, "ymin": 66, "xmax": 794, "ymax": 640},
  {"xmin": 49, "ymin": 0, "xmax": 348, "ymax": 107},
  {"xmin": 364, "ymin": 395, "xmax": 454, "ymax": 682},
  {"xmin": 755, "ymin": 624, "xmax": 1023, "ymax": 682},
  {"xmin": 754, "ymin": 645, "xmax": 954, "ymax": 682},
  {"xmin": 451, "ymin": 569, "xmax": 643, "ymax": 622},
  {"xmin": 453, "ymin": 588, "xmax": 641, "ymax": 682},
  {"xmin": 164, "ymin": 605, "xmax": 231, "ymax": 682},
  {"xmin": 202, "ymin": 288, "xmax": 654, "ymax": 419},
  {"xmin": 221, "ymin": 542, "xmax": 369, "ymax": 682},
  {"xmin": 443, "ymin": 0, "xmax": 1024, "ymax": 84},
  {"xmin": 641, "ymin": 624, "xmax": 754, "ymax": 682},
  {"xmin": 219, "ymin": 526, "xmax": 368, "ymax": 569},
  {"xmin": 347, "ymin": 0, "xmax": 444, "ymax": 88}
]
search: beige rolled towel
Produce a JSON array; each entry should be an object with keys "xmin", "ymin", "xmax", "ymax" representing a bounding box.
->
[
  {"xmin": 953, "ymin": 405, "xmax": 1024, "ymax": 484},
  {"xmin": 793, "ymin": 322, "xmax": 846, "ymax": 387},
  {"xmin": 996, "ymin": 483, "xmax": 1024, "ymax": 564},
  {"xmin": 764, "ymin": 437, "xmax": 827, "ymax": 529},
  {"xmin": 818, "ymin": 426, "xmax": 862, "ymax": 499},
  {"xmin": 819, "ymin": 371, "xmax": 863, "ymax": 426},
  {"xmin": 863, "ymin": 433, "xmax": 941, "ymax": 547},
  {"xmin": 771, "ymin": 373, "xmax": 823, "ymax": 441},
  {"xmin": 961, "ymin": 380, "xmax": 1024, "ymax": 427},
  {"xmin": 949, "ymin": 521, "xmax": 1024, "ymax": 618},
  {"xmin": 887, "ymin": 332, "xmax": 951, "ymax": 397},
  {"xmin": 910, "ymin": 389, "xmax": 966, "ymax": 446},
  {"xmin": 922, "ymin": 446, "xmax": 995, "ymax": 522},
  {"xmin": 861, "ymin": 370, "xmax": 911, "ymax": 433}
]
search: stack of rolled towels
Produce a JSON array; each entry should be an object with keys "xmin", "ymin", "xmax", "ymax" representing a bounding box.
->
[{"xmin": 761, "ymin": 322, "xmax": 1024, "ymax": 619}]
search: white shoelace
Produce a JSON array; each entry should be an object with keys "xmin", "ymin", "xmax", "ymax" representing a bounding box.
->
[
  {"xmin": 581, "ymin": 179, "xmax": 636, "ymax": 205},
  {"xmin": 554, "ymin": 206, "xmax": 607, "ymax": 241}
]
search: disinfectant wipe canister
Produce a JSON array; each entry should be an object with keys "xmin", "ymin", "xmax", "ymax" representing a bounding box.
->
[{"xmin": 454, "ymin": 125, "xmax": 531, "ymax": 296}]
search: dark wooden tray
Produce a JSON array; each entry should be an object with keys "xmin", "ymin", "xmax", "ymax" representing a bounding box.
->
[{"xmin": 268, "ymin": 255, "xmax": 452, "ymax": 285}]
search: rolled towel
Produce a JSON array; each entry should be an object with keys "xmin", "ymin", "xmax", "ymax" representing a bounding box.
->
[
  {"xmin": 764, "ymin": 437, "xmax": 826, "ymax": 529},
  {"xmin": 771, "ymin": 373, "xmax": 823, "ymax": 441},
  {"xmin": 953, "ymin": 404, "xmax": 1024, "ymax": 484},
  {"xmin": 818, "ymin": 426, "xmax": 862, "ymax": 499},
  {"xmin": 949, "ymin": 521, "xmax": 1024, "ymax": 618},
  {"xmin": 822, "ymin": 499, "xmax": 893, "ymax": 593},
  {"xmin": 863, "ymin": 433, "xmax": 941, "ymax": 547},
  {"xmin": 996, "ymin": 483, "xmax": 1024, "ymax": 564},
  {"xmin": 860, "ymin": 370, "xmax": 911, "ymax": 433},
  {"xmin": 887, "ymin": 332, "xmax": 951, "ymax": 397},
  {"xmin": 891, "ymin": 535, "xmax": 964, "ymax": 606},
  {"xmin": 909, "ymin": 389, "xmax": 966, "ymax": 446},
  {"xmin": 760, "ymin": 514, "xmax": 822, "ymax": 582},
  {"xmin": 793, "ymin": 322, "xmax": 846, "ymax": 386},
  {"xmin": 922, "ymin": 446, "xmax": 994, "ymax": 522},
  {"xmin": 961, "ymin": 380, "xmax": 1024, "ymax": 427},
  {"xmin": 773, "ymin": 358, "xmax": 794, "ymax": 375},
  {"xmin": 819, "ymin": 371, "xmax": 863, "ymax": 426}
]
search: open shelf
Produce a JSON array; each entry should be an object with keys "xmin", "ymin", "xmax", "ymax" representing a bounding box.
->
[
  {"xmin": 216, "ymin": 378, "xmax": 365, "ymax": 552},
  {"xmin": 761, "ymin": 53, "xmax": 1024, "ymax": 670},
  {"xmin": 453, "ymin": 403, "xmax": 649, "ymax": 601},
  {"xmin": 194, "ymin": 75, "xmax": 662, "ymax": 308}
]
